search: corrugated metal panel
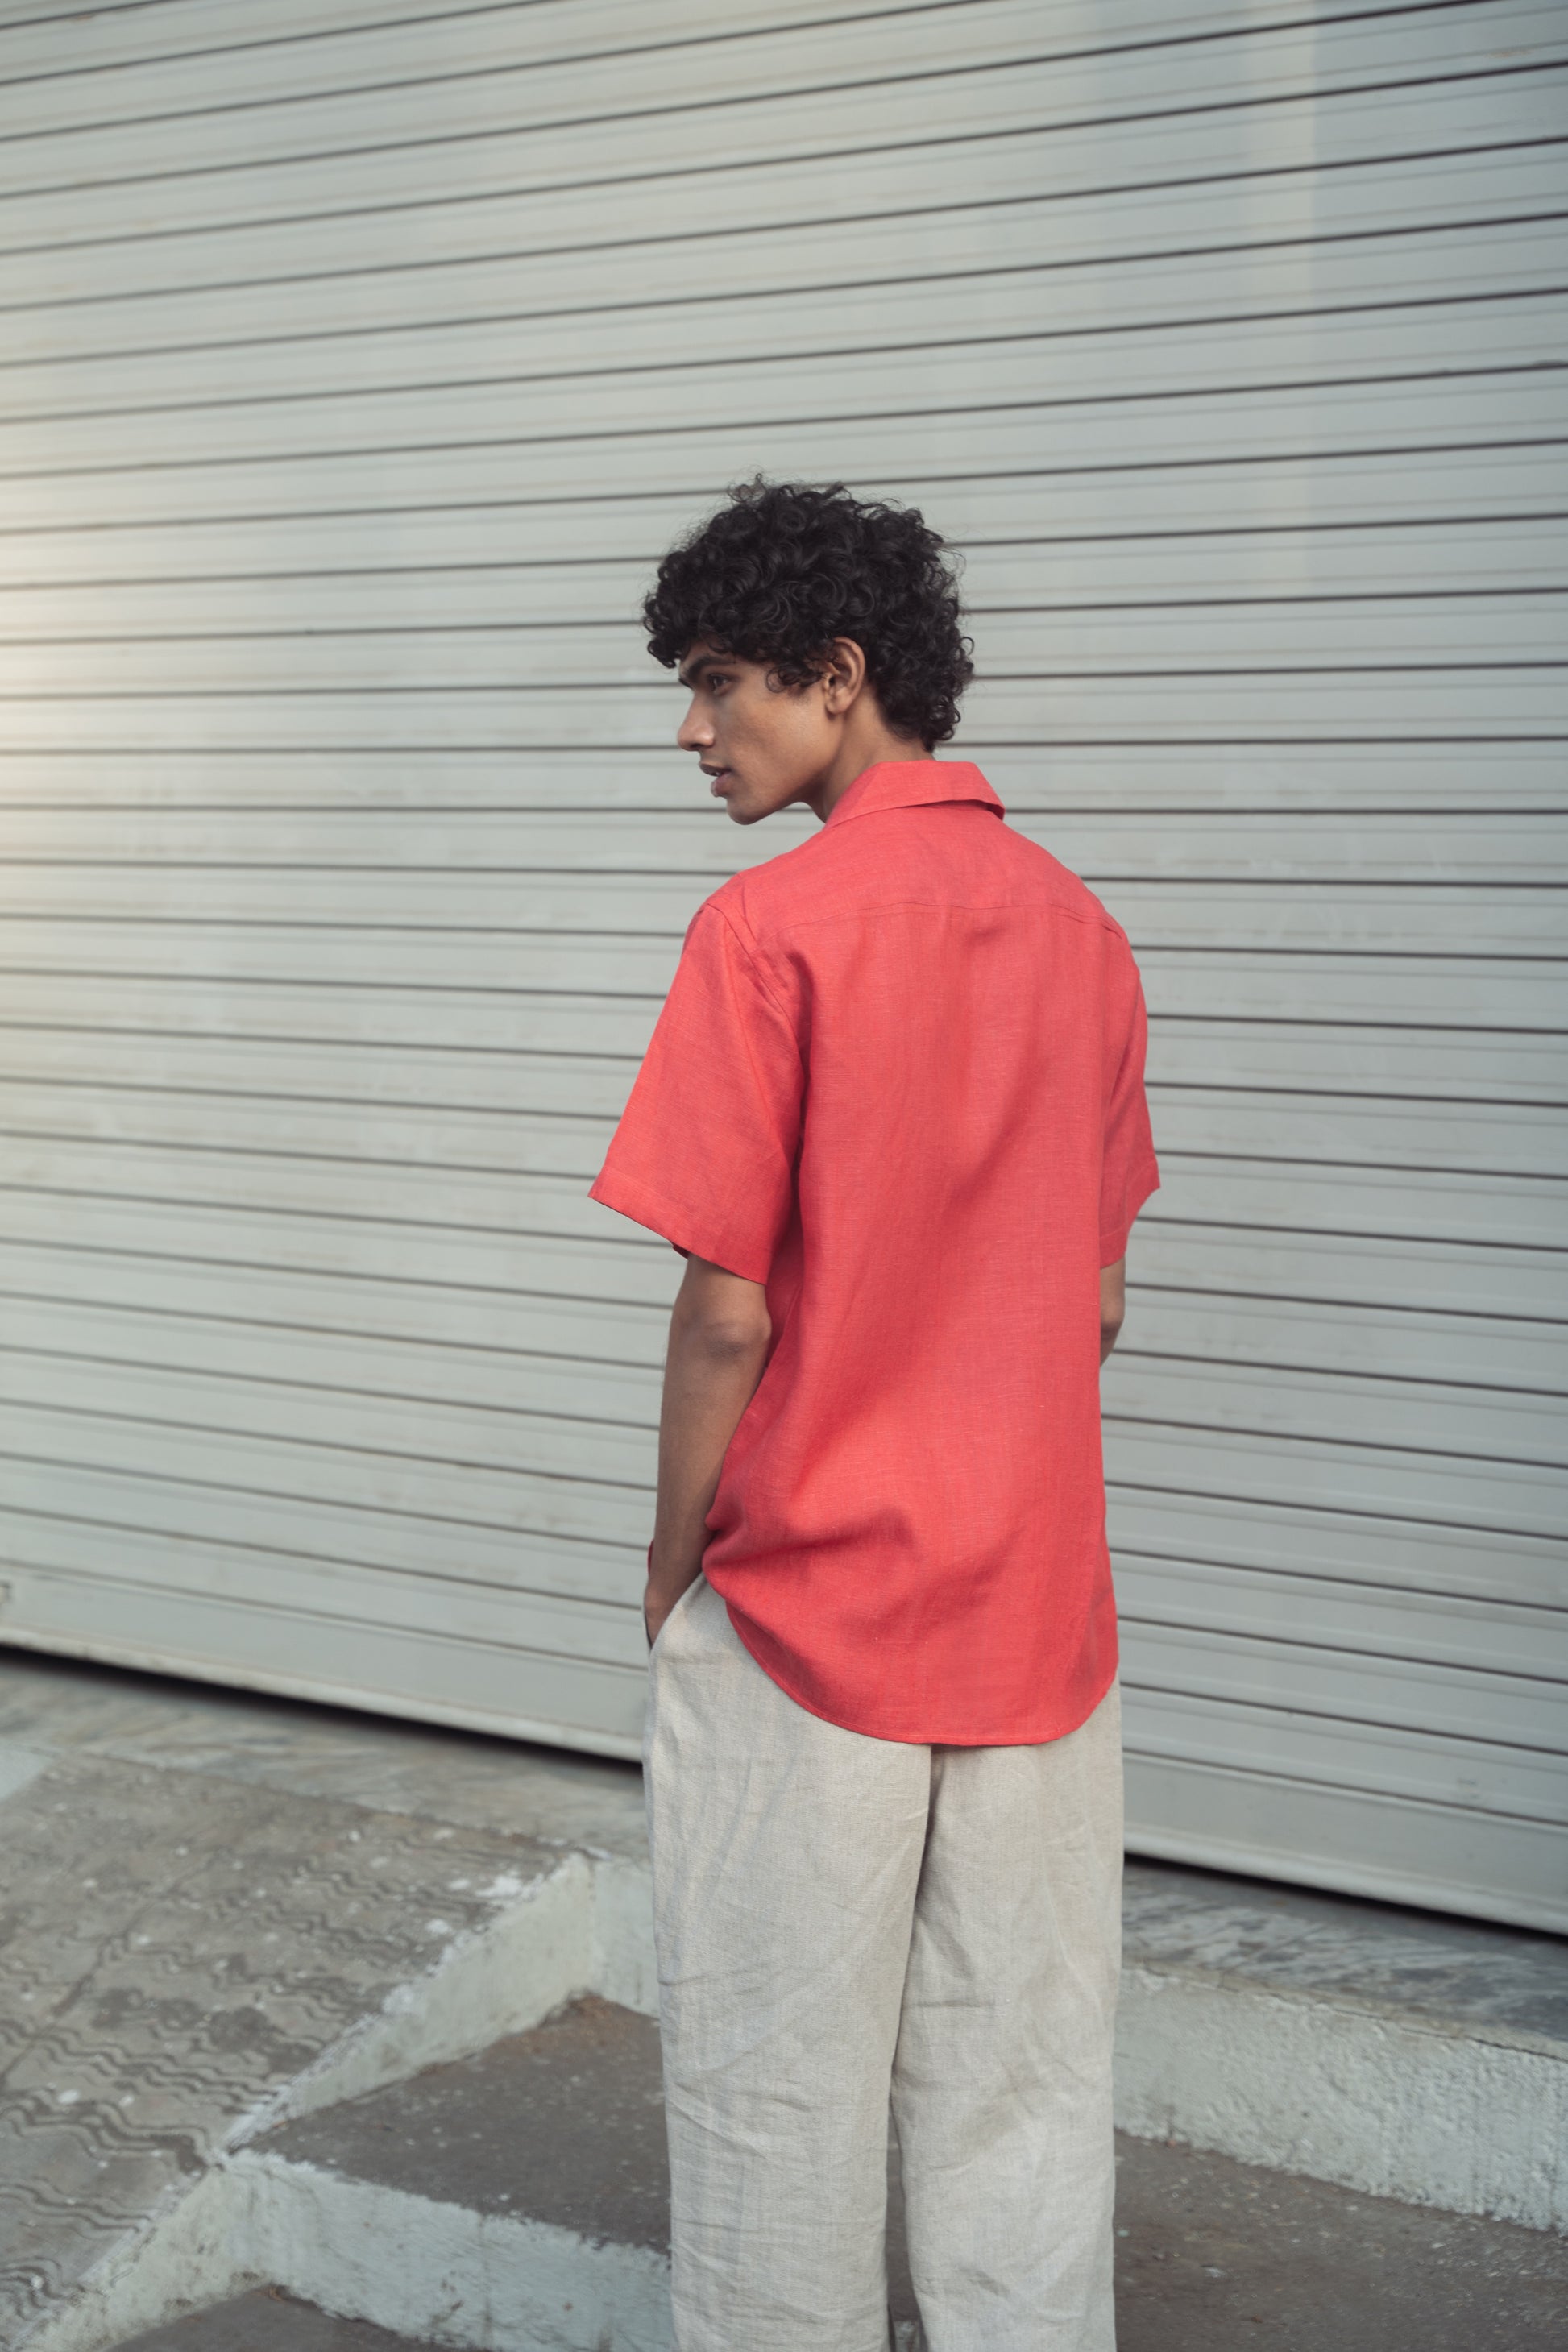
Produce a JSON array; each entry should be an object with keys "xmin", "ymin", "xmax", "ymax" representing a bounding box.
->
[{"xmin": 0, "ymin": 0, "xmax": 1563, "ymax": 1928}]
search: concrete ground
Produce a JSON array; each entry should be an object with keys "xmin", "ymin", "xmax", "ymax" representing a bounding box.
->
[
  {"xmin": 110, "ymin": 2140, "xmax": 1568, "ymax": 2352},
  {"xmin": 110, "ymin": 1993, "xmax": 1568, "ymax": 2352},
  {"xmin": 1111, "ymin": 2134, "xmax": 1568, "ymax": 2351},
  {"xmin": 0, "ymin": 1653, "xmax": 650, "ymax": 2348},
  {"xmin": 114, "ymin": 2300, "xmax": 415, "ymax": 2349},
  {"xmin": 2, "ymin": 1645, "xmax": 1562, "ymax": 2352}
]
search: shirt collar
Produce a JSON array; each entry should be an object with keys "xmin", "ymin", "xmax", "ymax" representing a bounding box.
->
[{"xmin": 823, "ymin": 758, "xmax": 1005, "ymax": 831}]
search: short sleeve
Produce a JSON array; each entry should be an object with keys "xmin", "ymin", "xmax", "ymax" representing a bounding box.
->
[
  {"xmin": 1100, "ymin": 949, "xmax": 1160, "ymax": 1267},
  {"xmin": 588, "ymin": 900, "xmax": 804, "ymax": 1285}
]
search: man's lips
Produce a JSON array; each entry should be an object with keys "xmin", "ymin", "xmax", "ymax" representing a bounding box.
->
[{"xmin": 702, "ymin": 765, "xmax": 733, "ymax": 795}]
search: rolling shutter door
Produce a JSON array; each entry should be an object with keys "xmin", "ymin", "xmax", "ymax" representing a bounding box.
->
[{"xmin": 0, "ymin": 0, "xmax": 1562, "ymax": 1928}]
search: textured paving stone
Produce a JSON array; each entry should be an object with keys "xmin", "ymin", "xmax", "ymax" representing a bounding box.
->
[{"xmin": 0, "ymin": 1744, "xmax": 559, "ymax": 2342}]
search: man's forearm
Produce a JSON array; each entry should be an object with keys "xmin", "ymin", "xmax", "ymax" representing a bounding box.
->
[{"xmin": 645, "ymin": 1271, "xmax": 772, "ymax": 1643}]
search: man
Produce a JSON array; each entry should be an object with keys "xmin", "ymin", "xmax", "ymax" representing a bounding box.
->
[{"xmin": 588, "ymin": 479, "xmax": 1159, "ymax": 2352}]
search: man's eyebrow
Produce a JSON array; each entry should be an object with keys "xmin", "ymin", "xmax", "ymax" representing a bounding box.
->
[{"xmin": 677, "ymin": 653, "xmax": 720, "ymax": 691}]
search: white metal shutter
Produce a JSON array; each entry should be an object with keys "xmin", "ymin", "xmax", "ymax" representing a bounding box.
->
[{"xmin": 0, "ymin": 0, "xmax": 1562, "ymax": 1928}]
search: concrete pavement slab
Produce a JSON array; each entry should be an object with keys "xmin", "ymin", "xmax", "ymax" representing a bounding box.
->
[
  {"xmin": 255, "ymin": 1996, "xmax": 668, "ymax": 2255},
  {"xmin": 0, "ymin": 1650, "xmax": 647, "ymax": 1860},
  {"xmin": 228, "ymin": 1998, "xmax": 1568, "ymax": 2352},
  {"xmin": 1122, "ymin": 1855, "xmax": 1568, "ymax": 2051},
  {"xmin": 1113, "ymin": 2134, "xmax": 1568, "ymax": 2351},
  {"xmin": 107, "ymin": 2290, "xmax": 441, "ymax": 2350}
]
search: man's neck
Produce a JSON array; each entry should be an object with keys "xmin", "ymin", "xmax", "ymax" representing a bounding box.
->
[{"xmin": 810, "ymin": 730, "xmax": 935, "ymax": 825}]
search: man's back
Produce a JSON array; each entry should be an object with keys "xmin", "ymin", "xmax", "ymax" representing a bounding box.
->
[{"xmin": 591, "ymin": 757, "xmax": 1158, "ymax": 1743}]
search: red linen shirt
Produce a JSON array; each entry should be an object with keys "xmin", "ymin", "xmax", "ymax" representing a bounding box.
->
[{"xmin": 588, "ymin": 758, "xmax": 1159, "ymax": 1745}]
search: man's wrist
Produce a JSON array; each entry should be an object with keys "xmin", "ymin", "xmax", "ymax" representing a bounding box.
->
[
  {"xmin": 643, "ymin": 1538, "xmax": 703, "ymax": 1647},
  {"xmin": 645, "ymin": 1535, "xmax": 703, "ymax": 1592}
]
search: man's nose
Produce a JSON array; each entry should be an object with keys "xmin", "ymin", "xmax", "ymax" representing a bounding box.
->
[{"xmin": 676, "ymin": 698, "xmax": 711, "ymax": 752}]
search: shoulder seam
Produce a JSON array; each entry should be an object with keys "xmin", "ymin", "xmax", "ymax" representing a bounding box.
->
[{"xmin": 703, "ymin": 899, "xmax": 802, "ymax": 1035}]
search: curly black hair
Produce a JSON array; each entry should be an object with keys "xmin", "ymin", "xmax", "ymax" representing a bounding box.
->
[{"xmin": 641, "ymin": 478, "xmax": 974, "ymax": 749}]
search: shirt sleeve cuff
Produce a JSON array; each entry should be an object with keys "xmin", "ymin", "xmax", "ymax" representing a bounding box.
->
[
  {"xmin": 1100, "ymin": 1157, "xmax": 1160, "ymax": 1267},
  {"xmin": 587, "ymin": 1162, "xmax": 774, "ymax": 1285}
]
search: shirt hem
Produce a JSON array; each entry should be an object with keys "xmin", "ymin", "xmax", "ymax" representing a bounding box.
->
[{"xmin": 715, "ymin": 1588, "xmax": 1122, "ymax": 1750}]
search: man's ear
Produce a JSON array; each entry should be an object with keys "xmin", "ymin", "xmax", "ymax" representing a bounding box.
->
[{"xmin": 821, "ymin": 637, "xmax": 869, "ymax": 714}]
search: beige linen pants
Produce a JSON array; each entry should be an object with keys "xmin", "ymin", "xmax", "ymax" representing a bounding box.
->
[{"xmin": 643, "ymin": 1574, "xmax": 1124, "ymax": 2352}]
